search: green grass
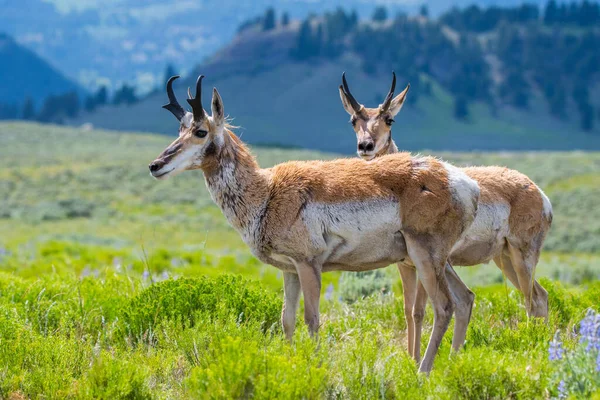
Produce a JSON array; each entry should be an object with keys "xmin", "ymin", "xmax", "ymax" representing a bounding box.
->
[{"xmin": 1, "ymin": 122, "xmax": 599, "ymax": 398}]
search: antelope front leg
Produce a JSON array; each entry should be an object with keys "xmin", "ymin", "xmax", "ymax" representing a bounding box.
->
[
  {"xmin": 295, "ymin": 261, "xmax": 322, "ymax": 337},
  {"xmin": 397, "ymin": 262, "xmax": 418, "ymax": 358},
  {"xmin": 404, "ymin": 234, "xmax": 455, "ymax": 374},
  {"xmin": 412, "ymin": 280, "xmax": 428, "ymax": 364},
  {"xmin": 282, "ymin": 272, "xmax": 301, "ymax": 341}
]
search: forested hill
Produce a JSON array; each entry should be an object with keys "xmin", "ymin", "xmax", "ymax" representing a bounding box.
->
[
  {"xmin": 0, "ymin": 33, "xmax": 83, "ymax": 120},
  {"xmin": 72, "ymin": 2, "xmax": 600, "ymax": 152}
]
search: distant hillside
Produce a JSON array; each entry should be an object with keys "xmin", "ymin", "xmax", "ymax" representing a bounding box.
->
[
  {"xmin": 70, "ymin": 5, "xmax": 600, "ymax": 153},
  {"xmin": 0, "ymin": 0, "xmax": 551, "ymax": 93},
  {"xmin": 0, "ymin": 33, "xmax": 82, "ymax": 106}
]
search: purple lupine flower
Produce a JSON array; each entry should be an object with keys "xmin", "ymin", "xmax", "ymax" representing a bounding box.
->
[
  {"xmin": 557, "ymin": 380, "xmax": 567, "ymax": 399},
  {"xmin": 579, "ymin": 309, "xmax": 600, "ymax": 351},
  {"xmin": 549, "ymin": 331, "xmax": 564, "ymax": 361},
  {"xmin": 596, "ymin": 351, "xmax": 600, "ymax": 373},
  {"xmin": 161, "ymin": 271, "xmax": 169, "ymax": 281},
  {"xmin": 324, "ymin": 283, "xmax": 334, "ymax": 301},
  {"xmin": 142, "ymin": 270, "xmax": 150, "ymax": 281}
]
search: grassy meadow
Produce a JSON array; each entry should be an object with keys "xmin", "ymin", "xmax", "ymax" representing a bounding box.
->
[{"xmin": 0, "ymin": 122, "xmax": 599, "ymax": 399}]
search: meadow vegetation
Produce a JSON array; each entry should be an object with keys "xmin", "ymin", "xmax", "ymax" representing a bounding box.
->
[{"xmin": 0, "ymin": 122, "xmax": 599, "ymax": 398}]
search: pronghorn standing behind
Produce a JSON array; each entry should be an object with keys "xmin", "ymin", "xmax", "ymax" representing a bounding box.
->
[
  {"xmin": 339, "ymin": 72, "xmax": 553, "ymax": 362},
  {"xmin": 149, "ymin": 75, "xmax": 481, "ymax": 373}
]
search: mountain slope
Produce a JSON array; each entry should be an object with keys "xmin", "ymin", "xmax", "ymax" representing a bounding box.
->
[
  {"xmin": 70, "ymin": 22, "xmax": 600, "ymax": 153},
  {"xmin": 0, "ymin": 33, "xmax": 83, "ymax": 105},
  {"xmin": 0, "ymin": 0, "xmax": 549, "ymax": 93}
]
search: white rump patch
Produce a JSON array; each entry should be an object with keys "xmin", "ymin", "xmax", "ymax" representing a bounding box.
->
[
  {"xmin": 537, "ymin": 186, "xmax": 553, "ymax": 219},
  {"xmin": 442, "ymin": 162, "xmax": 480, "ymax": 223}
]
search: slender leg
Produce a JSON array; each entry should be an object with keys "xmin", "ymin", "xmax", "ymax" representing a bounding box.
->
[
  {"xmin": 295, "ymin": 261, "xmax": 322, "ymax": 336},
  {"xmin": 397, "ymin": 262, "xmax": 418, "ymax": 358},
  {"xmin": 412, "ymin": 281, "xmax": 428, "ymax": 364},
  {"xmin": 445, "ymin": 262, "xmax": 475, "ymax": 352},
  {"xmin": 282, "ymin": 272, "xmax": 301, "ymax": 341},
  {"xmin": 413, "ymin": 262, "xmax": 474, "ymax": 361},
  {"xmin": 506, "ymin": 243, "xmax": 548, "ymax": 318},
  {"xmin": 404, "ymin": 234, "xmax": 455, "ymax": 374}
]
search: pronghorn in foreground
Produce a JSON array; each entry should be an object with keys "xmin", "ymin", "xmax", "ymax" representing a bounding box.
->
[
  {"xmin": 150, "ymin": 75, "xmax": 481, "ymax": 373},
  {"xmin": 339, "ymin": 72, "xmax": 553, "ymax": 362}
]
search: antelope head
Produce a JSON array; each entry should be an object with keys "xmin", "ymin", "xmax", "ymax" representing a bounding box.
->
[
  {"xmin": 149, "ymin": 75, "xmax": 226, "ymax": 179},
  {"xmin": 339, "ymin": 72, "xmax": 409, "ymax": 160}
]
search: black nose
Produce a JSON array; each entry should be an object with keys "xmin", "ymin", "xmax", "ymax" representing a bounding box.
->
[
  {"xmin": 149, "ymin": 160, "xmax": 164, "ymax": 173},
  {"xmin": 358, "ymin": 141, "xmax": 375, "ymax": 152}
]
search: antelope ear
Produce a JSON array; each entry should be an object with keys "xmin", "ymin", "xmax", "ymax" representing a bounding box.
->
[
  {"xmin": 388, "ymin": 84, "xmax": 410, "ymax": 117},
  {"xmin": 339, "ymin": 85, "xmax": 355, "ymax": 116},
  {"xmin": 211, "ymin": 87, "xmax": 224, "ymax": 126}
]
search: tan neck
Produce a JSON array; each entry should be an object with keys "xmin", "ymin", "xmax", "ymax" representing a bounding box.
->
[
  {"xmin": 202, "ymin": 130, "xmax": 269, "ymax": 234},
  {"xmin": 376, "ymin": 135, "xmax": 399, "ymax": 157}
]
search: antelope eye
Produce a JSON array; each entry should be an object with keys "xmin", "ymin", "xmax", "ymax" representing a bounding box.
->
[
  {"xmin": 385, "ymin": 117, "xmax": 395, "ymax": 126},
  {"xmin": 194, "ymin": 129, "xmax": 208, "ymax": 138},
  {"xmin": 350, "ymin": 116, "xmax": 358, "ymax": 126}
]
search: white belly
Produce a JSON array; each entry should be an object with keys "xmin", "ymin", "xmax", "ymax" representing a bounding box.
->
[
  {"xmin": 450, "ymin": 202, "xmax": 510, "ymax": 265},
  {"xmin": 302, "ymin": 200, "xmax": 407, "ymax": 271}
]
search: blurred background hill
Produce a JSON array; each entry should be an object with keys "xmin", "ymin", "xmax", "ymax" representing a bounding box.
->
[{"xmin": 0, "ymin": 0, "xmax": 599, "ymax": 152}]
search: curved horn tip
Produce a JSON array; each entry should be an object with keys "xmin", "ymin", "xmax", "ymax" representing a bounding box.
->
[{"xmin": 167, "ymin": 75, "xmax": 180, "ymax": 83}]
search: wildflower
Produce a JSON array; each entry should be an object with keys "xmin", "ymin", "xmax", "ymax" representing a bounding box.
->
[
  {"xmin": 80, "ymin": 266, "xmax": 91, "ymax": 278},
  {"xmin": 596, "ymin": 351, "xmax": 600, "ymax": 373},
  {"xmin": 161, "ymin": 271, "xmax": 169, "ymax": 281},
  {"xmin": 142, "ymin": 270, "xmax": 150, "ymax": 281},
  {"xmin": 579, "ymin": 309, "xmax": 600, "ymax": 351},
  {"xmin": 549, "ymin": 331, "xmax": 564, "ymax": 361},
  {"xmin": 112, "ymin": 257, "xmax": 122, "ymax": 272},
  {"xmin": 325, "ymin": 283, "xmax": 334, "ymax": 301},
  {"xmin": 557, "ymin": 380, "xmax": 567, "ymax": 399}
]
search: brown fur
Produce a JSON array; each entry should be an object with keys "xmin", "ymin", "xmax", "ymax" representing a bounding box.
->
[
  {"xmin": 151, "ymin": 82, "xmax": 481, "ymax": 373},
  {"xmin": 339, "ymin": 82, "xmax": 552, "ymax": 366}
]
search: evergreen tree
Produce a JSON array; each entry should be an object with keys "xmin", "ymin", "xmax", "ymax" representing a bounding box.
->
[
  {"xmin": 84, "ymin": 95, "xmax": 96, "ymax": 112},
  {"xmin": 37, "ymin": 91, "xmax": 80, "ymax": 122},
  {"xmin": 263, "ymin": 8, "xmax": 276, "ymax": 31},
  {"xmin": 579, "ymin": 101, "xmax": 595, "ymax": 131},
  {"xmin": 372, "ymin": 7, "xmax": 388, "ymax": 22},
  {"xmin": 454, "ymin": 96, "xmax": 469, "ymax": 120},
  {"xmin": 350, "ymin": 10, "xmax": 359, "ymax": 27},
  {"xmin": 22, "ymin": 97, "xmax": 35, "ymax": 120},
  {"xmin": 95, "ymin": 86, "xmax": 108, "ymax": 106},
  {"xmin": 62, "ymin": 91, "xmax": 80, "ymax": 118},
  {"xmin": 281, "ymin": 12, "xmax": 290, "ymax": 27},
  {"xmin": 163, "ymin": 64, "xmax": 177, "ymax": 84},
  {"xmin": 113, "ymin": 84, "xmax": 137, "ymax": 106},
  {"xmin": 0, "ymin": 103, "xmax": 18, "ymax": 120},
  {"xmin": 291, "ymin": 19, "xmax": 316, "ymax": 59}
]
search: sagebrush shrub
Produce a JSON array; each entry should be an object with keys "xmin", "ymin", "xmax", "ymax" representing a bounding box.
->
[{"xmin": 121, "ymin": 275, "xmax": 282, "ymax": 342}]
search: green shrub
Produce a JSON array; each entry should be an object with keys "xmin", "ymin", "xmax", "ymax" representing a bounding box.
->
[
  {"xmin": 438, "ymin": 348, "xmax": 548, "ymax": 399},
  {"xmin": 74, "ymin": 354, "xmax": 153, "ymax": 400},
  {"xmin": 122, "ymin": 275, "xmax": 282, "ymax": 342},
  {"xmin": 338, "ymin": 270, "xmax": 393, "ymax": 303},
  {"xmin": 185, "ymin": 332, "xmax": 328, "ymax": 399}
]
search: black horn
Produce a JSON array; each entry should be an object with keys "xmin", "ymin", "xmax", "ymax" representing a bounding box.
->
[
  {"xmin": 381, "ymin": 71, "xmax": 397, "ymax": 112},
  {"xmin": 162, "ymin": 76, "xmax": 186, "ymax": 121},
  {"xmin": 341, "ymin": 72, "xmax": 363, "ymax": 113},
  {"xmin": 187, "ymin": 75, "xmax": 205, "ymax": 122}
]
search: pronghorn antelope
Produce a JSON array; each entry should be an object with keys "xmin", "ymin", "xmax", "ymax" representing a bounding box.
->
[
  {"xmin": 339, "ymin": 72, "xmax": 553, "ymax": 362},
  {"xmin": 149, "ymin": 75, "xmax": 481, "ymax": 373}
]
